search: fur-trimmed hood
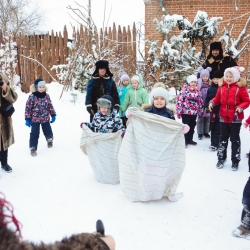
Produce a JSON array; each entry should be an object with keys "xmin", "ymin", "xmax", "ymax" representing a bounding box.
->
[
  {"xmin": 142, "ymin": 103, "xmax": 176, "ymax": 114},
  {"xmin": 30, "ymin": 84, "xmax": 48, "ymax": 93},
  {"xmin": 218, "ymin": 77, "xmax": 246, "ymax": 87}
]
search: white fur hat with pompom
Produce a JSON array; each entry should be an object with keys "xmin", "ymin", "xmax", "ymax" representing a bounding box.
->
[{"xmin": 224, "ymin": 66, "xmax": 244, "ymax": 82}]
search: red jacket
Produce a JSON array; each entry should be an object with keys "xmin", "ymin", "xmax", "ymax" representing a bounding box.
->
[
  {"xmin": 246, "ymin": 116, "xmax": 250, "ymax": 124},
  {"xmin": 211, "ymin": 78, "xmax": 249, "ymax": 123}
]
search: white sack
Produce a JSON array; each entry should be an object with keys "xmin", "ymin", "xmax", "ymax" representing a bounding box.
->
[
  {"xmin": 80, "ymin": 125, "xmax": 122, "ymax": 184},
  {"xmin": 118, "ymin": 108, "xmax": 186, "ymax": 201}
]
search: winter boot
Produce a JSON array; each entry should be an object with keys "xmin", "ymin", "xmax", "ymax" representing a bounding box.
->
[
  {"xmin": 246, "ymin": 153, "xmax": 249, "ymax": 158},
  {"xmin": 31, "ymin": 149, "xmax": 37, "ymax": 157},
  {"xmin": 1, "ymin": 164, "xmax": 12, "ymax": 173},
  {"xmin": 216, "ymin": 159, "xmax": 227, "ymax": 169},
  {"xmin": 232, "ymin": 226, "xmax": 250, "ymax": 240},
  {"xmin": 96, "ymin": 220, "xmax": 105, "ymax": 236},
  {"xmin": 47, "ymin": 141, "xmax": 53, "ymax": 148},
  {"xmin": 232, "ymin": 162, "xmax": 239, "ymax": 171},
  {"xmin": 187, "ymin": 140, "xmax": 197, "ymax": 145},
  {"xmin": 204, "ymin": 133, "xmax": 210, "ymax": 138},
  {"xmin": 198, "ymin": 134, "xmax": 203, "ymax": 140},
  {"xmin": 209, "ymin": 145, "xmax": 217, "ymax": 151}
]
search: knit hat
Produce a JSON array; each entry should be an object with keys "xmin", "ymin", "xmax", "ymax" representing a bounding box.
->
[
  {"xmin": 118, "ymin": 73, "xmax": 130, "ymax": 94},
  {"xmin": 131, "ymin": 75, "xmax": 140, "ymax": 83},
  {"xmin": 34, "ymin": 78, "xmax": 44, "ymax": 90},
  {"xmin": 92, "ymin": 60, "xmax": 113, "ymax": 77},
  {"xmin": 224, "ymin": 66, "xmax": 245, "ymax": 82},
  {"xmin": 211, "ymin": 70, "xmax": 223, "ymax": 79},
  {"xmin": 150, "ymin": 86, "xmax": 169, "ymax": 104},
  {"xmin": 96, "ymin": 94, "xmax": 114, "ymax": 115},
  {"xmin": 187, "ymin": 75, "xmax": 197, "ymax": 84},
  {"xmin": 207, "ymin": 41, "xmax": 223, "ymax": 60},
  {"xmin": 0, "ymin": 73, "xmax": 9, "ymax": 84},
  {"xmin": 198, "ymin": 66, "xmax": 212, "ymax": 79},
  {"xmin": 152, "ymin": 82, "xmax": 166, "ymax": 89}
]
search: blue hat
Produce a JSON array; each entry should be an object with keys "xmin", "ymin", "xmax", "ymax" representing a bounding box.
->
[{"xmin": 34, "ymin": 78, "xmax": 44, "ymax": 89}]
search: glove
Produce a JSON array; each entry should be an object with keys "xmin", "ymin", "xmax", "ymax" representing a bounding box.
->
[
  {"xmin": 113, "ymin": 104, "xmax": 120, "ymax": 113},
  {"xmin": 204, "ymin": 108, "xmax": 210, "ymax": 113},
  {"xmin": 50, "ymin": 116, "xmax": 56, "ymax": 123},
  {"xmin": 86, "ymin": 106, "xmax": 94, "ymax": 115},
  {"xmin": 121, "ymin": 130, "xmax": 126, "ymax": 138},
  {"xmin": 177, "ymin": 113, "xmax": 181, "ymax": 119},
  {"xmin": 25, "ymin": 119, "xmax": 31, "ymax": 127},
  {"xmin": 80, "ymin": 122, "xmax": 85, "ymax": 128},
  {"xmin": 183, "ymin": 124, "xmax": 190, "ymax": 134},
  {"xmin": 126, "ymin": 110, "xmax": 132, "ymax": 118}
]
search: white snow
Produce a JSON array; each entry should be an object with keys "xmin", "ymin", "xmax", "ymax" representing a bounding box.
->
[{"xmin": 0, "ymin": 82, "xmax": 250, "ymax": 249}]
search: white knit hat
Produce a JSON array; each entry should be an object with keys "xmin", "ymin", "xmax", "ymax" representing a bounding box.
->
[
  {"xmin": 224, "ymin": 66, "xmax": 244, "ymax": 82},
  {"xmin": 150, "ymin": 87, "xmax": 169, "ymax": 104},
  {"xmin": 187, "ymin": 75, "xmax": 197, "ymax": 84},
  {"xmin": 131, "ymin": 75, "xmax": 140, "ymax": 83}
]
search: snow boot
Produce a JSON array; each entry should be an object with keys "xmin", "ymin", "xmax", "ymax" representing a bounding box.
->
[
  {"xmin": 198, "ymin": 134, "xmax": 203, "ymax": 140},
  {"xmin": 31, "ymin": 149, "xmax": 37, "ymax": 157},
  {"xmin": 1, "ymin": 164, "xmax": 12, "ymax": 173},
  {"xmin": 216, "ymin": 159, "xmax": 227, "ymax": 169},
  {"xmin": 232, "ymin": 226, "xmax": 250, "ymax": 240},
  {"xmin": 246, "ymin": 153, "xmax": 249, "ymax": 158},
  {"xmin": 47, "ymin": 141, "xmax": 53, "ymax": 148},
  {"xmin": 204, "ymin": 133, "xmax": 210, "ymax": 138},
  {"xmin": 96, "ymin": 220, "xmax": 105, "ymax": 236},
  {"xmin": 209, "ymin": 145, "xmax": 217, "ymax": 151},
  {"xmin": 232, "ymin": 162, "xmax": 239, "ymax": 171},
  {"xmin": 187, "ymin": 140, "xmax": 197, "ymax": 146}
]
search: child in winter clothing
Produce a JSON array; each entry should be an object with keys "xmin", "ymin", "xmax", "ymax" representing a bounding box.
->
[
  {"xmin": 176, "ymin": 75, "xmax": 204, "ymax": 147},
  {"xmin": 142, "ymin": 82, "xmax": 175, "ymax": 120},
  {"xmin": 117, "ymin": 73, "xmax": 130, "ymax": 127},
  {"xmin": 209, "ymin": 66, "xmax": 250, "ymax": 170},
  {"xmin": 204, "ymin": 70, "xmax": 224, "ymax": 151},
  {"xmin": 120, "ymin": 74, "xmax": 149, "ymax": 112},
  {"xmin": 82, "ymin": 95, "xmax": 125, "ymax": 134},
  {"xmin": 25, "ymin": 78, "xmax": 56, "ymax": 157},
  {"xmin": 197, "ymin": 66, "xmax": 212, "ymax": 140}
]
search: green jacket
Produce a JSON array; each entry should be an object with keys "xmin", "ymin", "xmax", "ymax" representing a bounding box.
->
[{"xmin": 120, "ymin": 74, "xmax": 149, "ymax": 111}]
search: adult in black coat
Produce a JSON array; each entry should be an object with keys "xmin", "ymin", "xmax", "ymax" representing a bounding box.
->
[
  {"xmin": 203, "ymin": 41, "xmax": 238, "ymax": 78},
  {"xmin": 85, "ymin": 60, "xmax": 119, "ymax": 122}
]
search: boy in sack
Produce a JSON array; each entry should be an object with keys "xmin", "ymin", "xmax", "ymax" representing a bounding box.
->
[
  {"xmin": 25, "ymin": 78, "xmax": 56, "ymax": 157},
  {"xmin": 209, "ymin": 66, "xmax": 249, "ymax": 170},
  {"xmin": 81, "ymin": 95, "xmax": 125, "ymax": 135}
]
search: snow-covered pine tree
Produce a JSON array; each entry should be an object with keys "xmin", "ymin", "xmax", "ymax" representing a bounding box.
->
[{"xmin": 146, "ymin": 11, "xmax": 221, "ymax": 90}]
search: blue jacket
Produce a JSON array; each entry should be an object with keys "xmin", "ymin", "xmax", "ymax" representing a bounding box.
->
[
  {"xmin": 144, "ymin": 105, "xmax": 175, "ymax": 120},
  {"xmin": 117, "ymin": 85, "xmax": 128, "ymax": 117}
]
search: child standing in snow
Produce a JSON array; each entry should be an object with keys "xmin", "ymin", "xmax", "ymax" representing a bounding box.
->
[
  {"xmin": 120, "ymin": 74, "xmax": 149, "ymax": 112},
  {"xmin": 81, "ymin": 94, "xmax": 125, "ymax": 134},
  {"xmin": 197, "ymin": 66, "xmax": 212, "ymax": 140},
  {"xmin": 204, "ymin": 70, "xmax": 224, "ymax": 151},
  {"xmin": 176, "ymin": 75, "xmax": 204, "ymax": 147},
  {"xmin": 117, "ymin": 73, "xmax": 130, "ymax": 127},
  {"xmin": 25, "ymin": 78, "xmax": 56, "ymax": 157},
  {"xmin": 209, "ymin": 66, "xmax": 249, "ymax": 171}
]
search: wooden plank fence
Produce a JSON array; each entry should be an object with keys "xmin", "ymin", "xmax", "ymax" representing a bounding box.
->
[{"xmin": 13, "ymin": 23, "xmax": 136, "ymax": 93}]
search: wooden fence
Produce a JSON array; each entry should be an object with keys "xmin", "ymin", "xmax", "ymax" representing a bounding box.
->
[{"xmin": 12, "ymin": 23, "xmax": 136, "ymax": 93}]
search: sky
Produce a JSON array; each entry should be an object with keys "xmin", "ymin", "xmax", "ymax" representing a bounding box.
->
[
  {"xmin": 0, "ymin": 83, "xmax": 250, "ymax": 249},
  {"xmin": 39, "ymin": 0, "xmax": 145, "ymax": 37}
]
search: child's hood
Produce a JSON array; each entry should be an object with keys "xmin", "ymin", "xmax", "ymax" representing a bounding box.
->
[
  {"xmin": 218, "ymin": 77, "xmax": 246, "ymax": 87},
  {"xmin": 30, "ymin": 84, "xmax": 48, "ymax": 93},
  {"xmin": 128, "ymin": 74, "xmax": 144, "ymax": 90}
]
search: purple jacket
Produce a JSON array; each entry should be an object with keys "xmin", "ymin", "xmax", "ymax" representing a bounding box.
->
[
  {"xmin": 198, "ymin": 80, "xmax": 210, "ymax": 117},
  {"xmin": 25, "ymin": 92, "xmax": 56, "ymax": 123}
]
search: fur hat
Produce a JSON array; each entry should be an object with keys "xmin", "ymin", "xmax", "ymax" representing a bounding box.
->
[
  {"xmin": 0, "ymin": 73, "xmax": 9, "ymax": 84},
  {"xmin": 34, "ymin": 78, "xmax": 44, "ymax": 90},
  {"xmin": 198, "ymin": 66, "xmax": 212, "ymax": 79},
  {"xmin": 207, "ymin": 41, "xmax": 223, "ymax": 60},
  {"xmin": 96, "ymin": 94, "xmax": 114, "ymax": 115},
  {"xmin": 187, "ymin": 75, "xmax": 197, "ymax": 84},
  {"xmin": 150, "ymin": 86, "xmax": 169, "ymax": 104},
  {"xmin": 152, "ymin": 82, "xmax": 166, "ymax": 89},
  {"xmin": 212, "ymin": 70, "xmax": 223, "ymax": 79},
  {"xmin": 92, "ymin": 60, "xmax": 113, "ymax": 77},
  {"xmin": 224, "ymin": 66, "xmax": 245, "ymax": 82}
]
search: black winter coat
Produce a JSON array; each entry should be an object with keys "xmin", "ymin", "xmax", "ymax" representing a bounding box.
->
[
  {"xmin": 145, "ymin": 106, "xmax": 175, "ymax": 120},
  {"xmin": 204, "ymin": 82, "xmax": 220, "ymax": 115}
]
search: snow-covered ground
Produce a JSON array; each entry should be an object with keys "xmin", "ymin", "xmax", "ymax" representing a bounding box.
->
[{"xmin": 0, "ymin": 82, "xmax": 250, "ymax": 250}]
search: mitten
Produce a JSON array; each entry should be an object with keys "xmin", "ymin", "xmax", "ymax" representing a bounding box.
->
[
  {"xmin": 121, "ymin": 130, "xmax": 126, "ymax": 138},
  {"xmin": 242, "ymin": 122, "xmax": 249, "ymax": 129},
  {"xmin": 80, "ymin": 122, "xmax": 85, "ymax": 128},
  {"xmin": 205, "ymin": 108, "xmax": 210, "ymax": 113},
  {"xmin": 86, "ymin": 106, "xmax": 94, "ymax": 115},
  {"xmin": 126, "ymin": 110, "xmax": 132, "ymax": 118},
  {"xmin": 50, "ymin": 116, "xmax": 56, "ymax": 123},
  {"xmin": 183, "ymin": 124, "xmax": 190, "ymax": 134},
  {"xmin": 232, "ymin": 112, "xmax": 238, "ymax": 122},
  {"xmin": 113, "ymin": 104, "xmax": 120, "ymax": 113},
  {"xmin": 177, "ymin": 113, "xmax": 181, "ymax": 119},
  {"xmin": 25, "ymin": 119, "xmax": 31, "ymax": 127}
]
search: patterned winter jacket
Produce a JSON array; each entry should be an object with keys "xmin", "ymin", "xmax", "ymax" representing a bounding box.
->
[
  {"xmin": 86, "ymin": 110, "xmax": 125, "ymax": 133},
  {"xmin": 176, "ymin": 83, "xmax": 204, "ymax": 117},
  {"xmin": 210, "ymin": 77, "xmax": 249, "ymax": 123},
  {"xmin": 25, "ymin": 89, "xmax": 56, "ymax": 123}
]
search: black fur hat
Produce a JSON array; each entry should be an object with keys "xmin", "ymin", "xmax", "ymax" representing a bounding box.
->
[
  {"xmin": 92, "ymin": 60, "xmax": 113, "ymax": 77},
  {"xmin": 212, "ymin": 70, "xmax": 223, "ymax": 79},
  {"xmin": 207, "ymin": 41, "xmax": 223, "ymax": 60}
]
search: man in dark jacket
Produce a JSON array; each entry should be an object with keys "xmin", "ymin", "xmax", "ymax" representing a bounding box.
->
[
  {"xmin": 203, "ymin": 41, "xmax": 238, "ymax": 77},
  {"xmin": 85, "ymin": 60, "xmax": 120, "ymax": 122}
]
